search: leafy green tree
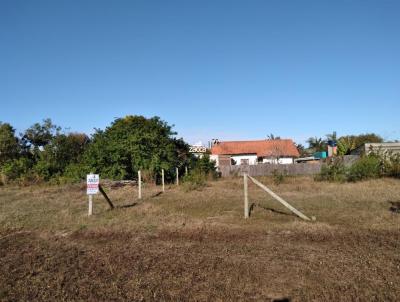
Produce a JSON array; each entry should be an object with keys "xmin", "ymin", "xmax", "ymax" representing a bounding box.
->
[
  {"xmin": 83, "ymin": 115, "xmax": 189, "ymax": 180},
  {"xmin": 337, "ymin": 133, "xmax": 383, "ymax": 155},
  {"xmin": 23, "ymin": 118, "xmax": 61, "ymax": 149},
  {"xmin": 0, "ymin": 122, "xmax": 20, "ymax": 165},
  {"xmin": 354, "ymin": 133, "xmax": 383, "ymax": 146},
  {"xmin": 337, "ymin": 136, "xmax": 357, "ymax": 155},
  {"xmin": 34, "ymin": 133, "xmax": 89, "ymax": 180}
]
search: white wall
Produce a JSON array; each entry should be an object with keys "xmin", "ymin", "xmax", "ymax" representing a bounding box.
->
[
  {"xmin": 211, "ymin": 155, "xmax": 294, "ymax": 167},
  {"xmin": 231, "ymin": 154, "xmax": 258, "ymax": 166},
  {"xmin": 210, "ymin": 154, "xmax": 219, "ymax": 167},
  {"xmin": 263, "ymin": 157, "xmax": 294, "ymax": 164}
]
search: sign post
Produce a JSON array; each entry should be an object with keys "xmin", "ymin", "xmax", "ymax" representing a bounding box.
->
[
  {"xmin": 138, "ymin": 170, "xmax": 142, "ymax": 199},
  {"xmin": 87, "ymin": 174, "xmax": 100, "ymax": 216},
  {"xmin": 161, "ymin": 169, "xmax": 165, "ymax": 192},
  {"xmin": 244, "ymin": 173, "xmax": 249, "ymax": 219}
]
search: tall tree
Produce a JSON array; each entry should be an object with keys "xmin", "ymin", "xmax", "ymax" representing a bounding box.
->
[
  {"xmin": 326, "ymin": 131, "xmax": 337, "ymax": 142},
  {"xmin": 337, "ymin": 133, "xmax": 383, "ymax": 155},
  {"xmin": 267, "ymin": 133, "xmax": 281, "ymax": 140},
  {"xmin": 307, "ymin": 137, "xmax": 327, "ymax": 153},
  {"xmin": 83, "ymin": 115, "xmax": 189, "ymax": 180},
  {"xmin": 34, "ymin": 132, "xmax": 90, "ymax": 179},
  {"xmin": 23, "ymin": 118, "xmax": 61, "ymax": 148},
  {"xmin": 294, "ymin": 143, "xmax": 308, "ymax": 157},
  {"xmin": 0, "ymin": 122, "xmax": 20, "ymax": 165}
]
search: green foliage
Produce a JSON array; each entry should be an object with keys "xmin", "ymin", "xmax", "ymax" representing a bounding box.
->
[
  {"xmin": 181, "ymin": 154, "xmax": 218, "ymax": 191},
  {"xmin": 347, "ymin": 156, "xmax": 381, "ymax": 181},
  {"xmin": 63, "ymin": 162, "xmax": 90, "ymax": 181},
  {"xmin": 316, "ymin": 151, "xmax": 399, "ymax": 183},
  {"xmin": 294, "ymin": 143, "xmax": 308, "ymax": 157},
  {"xmin": 315, "ymin": 157, "xmax": 347, "ymax": 182},
  {"xmin": 384, "ymin": 153, "xmax": 400, "ymax": 178},
  {"xmin": 337, "ymin": 133, "xmax": 383, "ymax": 155},
  {"xmin": 337, "ymin": 136, "xmax": 357, "ymax": 155},
  {"xmin": 83, "ymin": 115, "xmax": 189, "ymax": 180},
  {"xmin": 0, "ymin": 122, "xmax": 20, "ymax": 165},
  {"xmin": 190, "ymin": 154, "xmax": 218, "ymax": 177},
  {"xmin": 23, "ymin": 118, "xmax": 61, "ymax": 148},
  {"xmin": 371, "ymin": 150, "xmax": 400, "ymax": 179},
  {"xmin": 1, "ymin": 157, "xmax": 33, "ymax": 182},
  {"xmin": 307, "ymin": 137, "xmax": 327, "ymax": 153},
  {"xmin": 272, "ymin": 169, "xmax": 286, "ymax": 185},
  {"xmin": 33, "ymin": 133, "xmax": 89, "ymax": 180},
  {"xmin": 182, "ymin": 171, "xmax": 207, "ymax": 191}
]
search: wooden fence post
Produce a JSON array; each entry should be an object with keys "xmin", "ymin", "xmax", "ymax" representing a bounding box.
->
[
  {"xmin": 244, "ymin": 173, "xmax": 249, "ymax": 219},
  {"xmin": 98, "ymin": 184, "xmax": 114, "ymax": 209},
  {"xmin": 185, "ymin": 166, "xmax": 188, "ymax": 176},
  {"xmin": 247, "ymin": 175, "xmax": 312, "ymax": 221},
  {"xmin": 138, "ymin": 170, "xmax": 142, "ymax": 199},
  {"xmin": 162, "ymin": 169, "xmax": 165, "ymax": 192},
  {"xmin": 88, "ymin": 194, "xmax": 93, "ymax": 216},
  {"xmin": 176, "ymin": 167, "xmax": 179, "ymax": 186}
]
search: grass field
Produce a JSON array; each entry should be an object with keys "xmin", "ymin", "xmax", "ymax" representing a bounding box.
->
[{"xmin": 1, "ymin": 176, "xmax": 399, "ymax": 301}]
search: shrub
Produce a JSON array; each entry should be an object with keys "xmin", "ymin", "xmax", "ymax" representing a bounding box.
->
[
  {"xmin": 347, "ymin": 155, "xmax": 381, "ymax": 182},
  {"xmin": 382, "ymin": 153, "xmax": 400, "ymax": 178},
  {"xmin": 1, "ymin": 158, "xmax": 33, "ymax": 183},
  {"xmin": 315, "ymin": 157, "xmax": 347, "ymax": 182},
  {"xmin": 63, "ymin": 162, "xmax": 90, "ymax": 182},
  {"xmin": 188, "ymin": 154, "xmax": 218, "ymax": 179},
  {"xmin": 182, "ymin": 171, "xmax": 207, "ymax": 192},
  {"xmin": 272, "ymin": 169, "xmax": 287, "ymax": 185}
]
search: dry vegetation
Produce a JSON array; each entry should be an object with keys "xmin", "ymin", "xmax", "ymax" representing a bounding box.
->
[{"xmin": 1, "ymin": 176, "xmax": 400, "ymax": 301}]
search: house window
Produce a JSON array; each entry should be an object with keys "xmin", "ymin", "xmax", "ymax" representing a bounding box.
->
[{"xmin": 240, "ymin": 159, "xmax": 249, "ymax": 165}]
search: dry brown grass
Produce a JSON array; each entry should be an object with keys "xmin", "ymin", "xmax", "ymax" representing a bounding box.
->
[{"xmin": 0, "ymin": 176, "xmax": 399, "ymax": 301}]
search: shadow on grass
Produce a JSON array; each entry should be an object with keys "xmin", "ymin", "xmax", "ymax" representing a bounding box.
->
[
  {"xmin": 151, "ymin": 191, "xmax": 163, "ymax": 198},
  {"xmin": 116, "ymin": 203, "xmax": 138, "ymax": 209},
  {"xmin": 114, "ymin": 191, "xmax": 164, "ymax": 209},
  {"xmin": 388, "ymin": 201, "xmax": 400, "ymax": 213},
  {"xmin": 249, "ymin": 202, "xmax": 295, "ymax": 218}
]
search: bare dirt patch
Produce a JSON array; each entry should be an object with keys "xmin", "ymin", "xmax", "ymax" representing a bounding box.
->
[{"xmin": 1, "ymin": 177, "xmax": 400, "ymax": 301}]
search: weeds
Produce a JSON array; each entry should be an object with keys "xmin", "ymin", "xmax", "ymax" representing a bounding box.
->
[
  {"xmin": 317, "ymin": 152, "xmax": 400, "ymax": 182},
  {"xmin": 315, "ymin": 157, "xmax": 347, "ymax": 182},
  {"xmin": 272, "ymin": 169, "xmax": 287, "ymax": 185},
  {"xmin": 182, "ymin": 171, "xmax": 208, "ymax": 191}
]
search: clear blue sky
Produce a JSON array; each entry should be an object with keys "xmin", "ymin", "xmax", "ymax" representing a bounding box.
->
[{"xmin": 1, "ymin": 0, "xmax": 399, "ymax": 145}]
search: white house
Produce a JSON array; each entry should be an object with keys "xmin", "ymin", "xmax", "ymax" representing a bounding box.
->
[{"xmin": 210, "ymin": 139, "xmax": 300, "ymax": 167}]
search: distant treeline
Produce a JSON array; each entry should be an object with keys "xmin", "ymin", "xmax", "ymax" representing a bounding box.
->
[{"xmin": 0, "ymin": 116, "xmax": 215, "ymax": 185}]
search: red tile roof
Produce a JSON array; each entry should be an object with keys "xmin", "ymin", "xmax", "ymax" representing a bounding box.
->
[{"xmin": 211, "ymin": 139, "xmax": 300, "ymax": 157}]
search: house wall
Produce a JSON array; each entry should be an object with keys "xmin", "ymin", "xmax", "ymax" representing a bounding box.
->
[
  {"xmin": 231, "ymin": 154, "xmax": 258, "ymax": 166},
  {"xmin": 219, "ymin": 163, "xmax": 323, "ymax": 177},
  {"xmin": 211, "ymin": 154, "xmax": 294, "ymax": 167},
  {"xmin": 210, "ymin": 154, "xmax": 219, "ymax": 167},
  {"xmin": 263, "ymin": 157, "xmax": 294, "ymax": 164},
  {"xmin": 364, "ymin": 143, "xmax": 400, "ymax": 155}
]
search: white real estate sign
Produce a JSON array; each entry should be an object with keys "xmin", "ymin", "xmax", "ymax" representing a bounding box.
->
[{"xmin": 86, "ymin": 174, "xmax": 100, "ymax": 195}]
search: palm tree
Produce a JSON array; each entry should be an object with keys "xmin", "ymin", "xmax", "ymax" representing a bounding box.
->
[
  {"xmin": 307, "ymin": 137, "xmax": 326, "ymax": 152},
  {"xmin": 326, "ymin": 131, "xmax": 337, "ymax": 142},
  {"xmin": 267, "ymin": 133, "xmax": 281, "ymax": 140}
]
